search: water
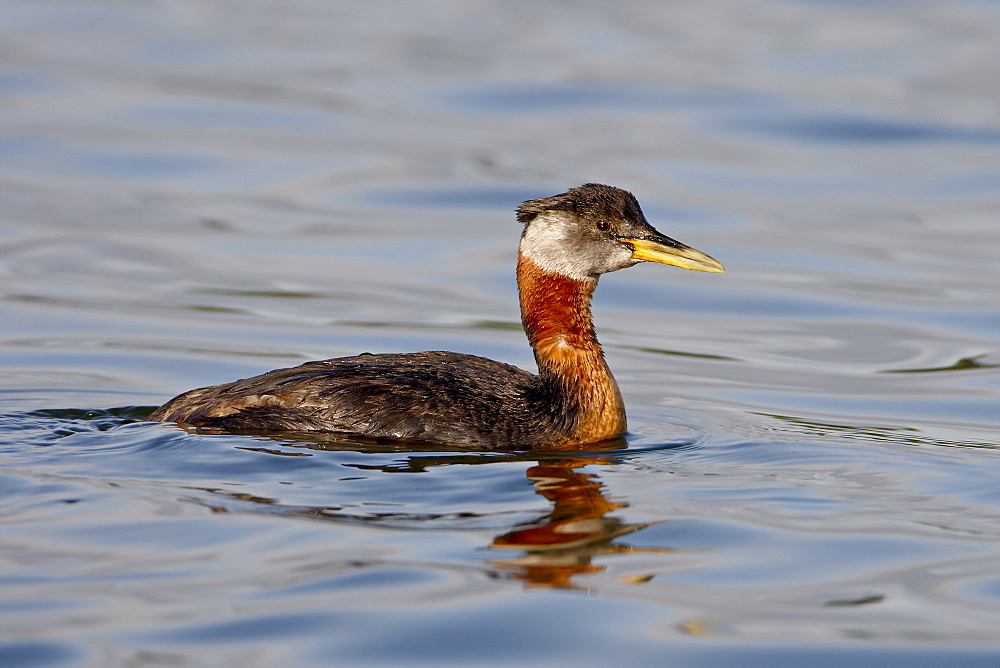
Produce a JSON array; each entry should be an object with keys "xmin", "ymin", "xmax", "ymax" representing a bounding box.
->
[{"xmin": 2, "ymin": 0, "xmax": 1000, "ymax": 664}]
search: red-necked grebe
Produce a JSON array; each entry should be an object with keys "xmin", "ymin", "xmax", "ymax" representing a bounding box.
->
[{"xmin": 150, "ymin": 184, "xmax": 724, "ymax": 449}]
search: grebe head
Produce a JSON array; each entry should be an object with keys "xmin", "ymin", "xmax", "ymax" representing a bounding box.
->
[{"xmin": 517, "ymin": 183, "xmax": 725, "ymax": 281}]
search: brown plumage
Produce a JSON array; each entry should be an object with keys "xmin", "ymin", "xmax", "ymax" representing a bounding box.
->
[{"xmin": 149, "ymin": 184, "xmax": 724, "ymax": 449}]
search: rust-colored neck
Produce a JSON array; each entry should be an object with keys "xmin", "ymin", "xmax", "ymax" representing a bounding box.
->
[{"xmin": 516, "ymin": 252, "xmax": 626, "ymax": 444}]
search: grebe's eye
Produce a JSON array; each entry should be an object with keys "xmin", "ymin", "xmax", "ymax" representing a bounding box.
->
[{"xmin": 596, "ymin": 220, "xmax": 610, "ymax": 232}]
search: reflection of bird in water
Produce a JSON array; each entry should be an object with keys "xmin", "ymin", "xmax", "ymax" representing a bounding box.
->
[
  {"xmin": 150, "ymin": 184, "xmax": 723, "ymax": 449},
  {"xmin": 191, "ymin": 448, "xmax": 670, "ymax": 591},
  {"xmin": 491, "ymin": 461, "xmax": 665, "ymax": 589}
]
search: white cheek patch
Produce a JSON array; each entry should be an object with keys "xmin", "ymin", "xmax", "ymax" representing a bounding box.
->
[
  {"xmin": 519, "ymin": 212, "xmax": 595, "ymax": 281},
  {"xmin": 594, "ymin": 246, "xmax": 639, "ymax": 275}
]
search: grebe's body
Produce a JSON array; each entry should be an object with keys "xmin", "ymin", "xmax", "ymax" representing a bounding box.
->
[{"xmin": 150, "ymin": 184, "xmax": 723, "ymax": 449}]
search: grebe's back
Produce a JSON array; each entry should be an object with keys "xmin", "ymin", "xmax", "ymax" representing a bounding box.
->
[
  {"xmin": 150, "ymin": 184, "xmax": 724, "ymax": 449},
  {"xmin": 152, "ymin": 351, "xmax": 544, "ymax": 448}
]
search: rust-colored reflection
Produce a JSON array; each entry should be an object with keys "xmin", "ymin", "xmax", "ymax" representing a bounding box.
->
[
  {"xmin": 190, "ymin": 437, "xmax": 668, "ymax": 590},
  {"xmin": 491, "ymin": 459, "xmax": 659, "ymax": 589}
]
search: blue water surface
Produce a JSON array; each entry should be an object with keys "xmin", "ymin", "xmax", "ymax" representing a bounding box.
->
[{"xmin": 2, "ymin": 0, "xmax": 1000, "ymax": 665}]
